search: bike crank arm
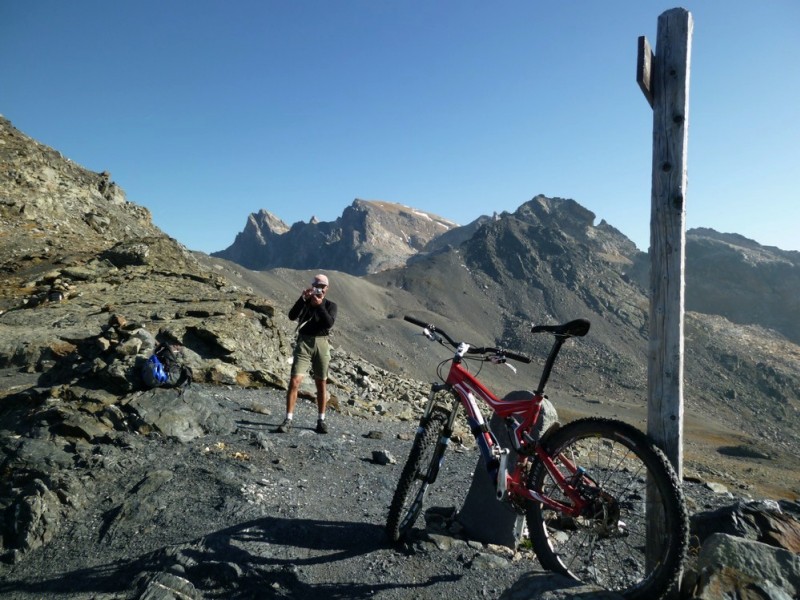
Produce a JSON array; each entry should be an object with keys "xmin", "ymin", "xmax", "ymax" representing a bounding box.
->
[{"xmin": 495, "ymin": 449, "xmax": 511, "ymax": 501}]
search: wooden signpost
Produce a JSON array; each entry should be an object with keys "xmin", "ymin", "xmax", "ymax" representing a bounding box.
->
[
  {"xmin": 639, "ymin": 9, "xmax": 693, "ymax": 597},
  {"xmin": 638, "ymin": 5, "xmax": 693, "ymax": 480}
]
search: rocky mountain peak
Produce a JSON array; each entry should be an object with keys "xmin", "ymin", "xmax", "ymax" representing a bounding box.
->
[
  {"xmin": 213, "ymin": 198, "xmax": 457, "ymax": 274},
  {"xmin": 249, "ymin": 209, "xmax": 290, "ymax": 237},
  {"xmin": 240, "ymin": 209, "xmax": 290, "ymax": 249},
  {"xmin": 514, "ymin": 194, "xmax": 595, "ymax": 228},
  {"xmin": 511, "ymin": 195, "xmax": 639, "ymax": 258}
]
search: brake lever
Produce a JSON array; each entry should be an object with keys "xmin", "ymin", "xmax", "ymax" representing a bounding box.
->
[
  {"xmin": 489, "ymin": 355, "xmax": 517, "ymax": 374},
  {"xmin": 423, "ymin": 327, "xmax": 442, "ymax": 343}
]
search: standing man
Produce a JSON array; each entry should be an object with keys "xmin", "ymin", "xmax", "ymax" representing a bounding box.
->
[{"xmin": 278, "ymin": 274, "xmax": 337, "ymax": 434}]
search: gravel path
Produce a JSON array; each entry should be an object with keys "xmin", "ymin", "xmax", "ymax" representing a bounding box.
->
[{"xmin": 0, "ymin": 384, "xmax": 740, "ymax": 599}]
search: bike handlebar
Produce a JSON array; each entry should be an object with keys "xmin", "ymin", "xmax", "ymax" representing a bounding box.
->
[{"xmin": 403, "ymin": 315, "xmax": 531, "ymax": 364}]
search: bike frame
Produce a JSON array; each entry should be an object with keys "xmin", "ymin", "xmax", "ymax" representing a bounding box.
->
[{"xmin": 432, "ymin": 356, "xmax": 590, "ymax": 518}]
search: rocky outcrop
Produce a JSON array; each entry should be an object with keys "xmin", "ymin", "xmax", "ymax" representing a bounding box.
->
[
  {"xmin": 685, "ymin": 532, "xmax": 800, "ymax": 599},
  {"xmin": 628, "ymin": 228, "xmax": 800, "ymax": 345},
  {"xmin": 685, "ymin": 229, "xmax": 800, "ymax": 346},
  {"xmin": 0, "ymin": 116, "xmax": 290, "ymax": 387},
  {"xmin": 213, "ymin": 199, "xmax": 457, "ymax": 274},
  {"xmin": 691, "ymin": 500, "xmax": 800, "ymax": 554}
]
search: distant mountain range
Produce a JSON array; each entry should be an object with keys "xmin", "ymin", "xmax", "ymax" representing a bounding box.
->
[
  {"xmin": 212, "ymin": 200, "xmax": 458, "ymax": 275},
  {"xmin": 217, "ymin": 196, "xmax": 800, "ymax": 347}
]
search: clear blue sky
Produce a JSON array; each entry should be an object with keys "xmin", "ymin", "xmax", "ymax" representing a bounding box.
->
[{"xmin": 2, "ymin": 1, "xmax": 798, "ymax": 254}]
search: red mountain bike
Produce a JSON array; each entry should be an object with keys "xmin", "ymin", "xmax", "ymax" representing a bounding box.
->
[{"xmin": 386, "ymin": 316, "xmax": 688, "ymax": 600}]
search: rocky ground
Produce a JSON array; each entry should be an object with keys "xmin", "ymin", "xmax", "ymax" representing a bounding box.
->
[
  {"xmin": 0, "ymin": 380, "xmax": 587, "ymax": 599},
  {"xmin": 1, "ymin": 375, "xmax": 798, "ymax": 600}
]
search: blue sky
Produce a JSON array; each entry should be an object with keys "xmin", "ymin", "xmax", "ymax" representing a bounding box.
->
[{"xmin": 2, "ymin": 1, "xmax": 798, "ymax": 254}]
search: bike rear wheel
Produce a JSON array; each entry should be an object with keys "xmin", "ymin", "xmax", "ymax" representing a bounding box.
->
[
  {"xmin": 386, "ymin": 407, "xmax": 450, "ymax": 543},
  {"xmin": 525, "ymin": 418, "xmax": 687, "ymax": 600}
]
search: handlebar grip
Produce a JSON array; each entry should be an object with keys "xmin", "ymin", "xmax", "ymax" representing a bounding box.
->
[
  {"xmin": 504, "ymin": 350, "xmax": 531, "ymax": 364},
  {"xmin": 404, "ymin": 315, "xmax": 457, "ymax": 346},
  {"xmin": 404, "ymin": 315, "xmax": 431, "ymax": 328},
  {"xmin": 472, "ymin": 347, "xmax": 531, "ymax": 364}
]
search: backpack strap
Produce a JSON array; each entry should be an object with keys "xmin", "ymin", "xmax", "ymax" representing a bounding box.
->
[
  {"xmin": 175, "ymin": 366, "xmax": 193, "ymax": 395},
  {"xmin": 295, "ymin": 305, "xmax": 312, "ymax": 334}
]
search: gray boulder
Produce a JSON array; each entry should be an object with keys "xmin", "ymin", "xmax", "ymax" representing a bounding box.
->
[{"xmin": 690, "ymin": 533, "xmax": 800, "ymax": 600}]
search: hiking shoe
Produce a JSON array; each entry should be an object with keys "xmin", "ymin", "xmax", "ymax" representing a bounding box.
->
[
  {"xmin": 277, "ymin": 418, "xmax": 292, "ymax": 433},
  {"xmin": 315, "ymin": 419, "xmax": 328, "ymax": 434}
]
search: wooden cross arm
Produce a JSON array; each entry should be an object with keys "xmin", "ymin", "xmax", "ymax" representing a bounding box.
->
[{"xmin": 637, "ymin": 35, "xmax": 654, "ymax": 108}]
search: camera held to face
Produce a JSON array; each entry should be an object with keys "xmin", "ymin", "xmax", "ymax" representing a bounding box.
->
[{"xmin": 312, "ymin": 288, "xmax": 325, "ymax": 297}]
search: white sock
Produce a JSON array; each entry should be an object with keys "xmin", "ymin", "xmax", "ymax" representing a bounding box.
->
[
  {"xmin": 286, "ymin": 412, "xmax": 293, "ymax": 420},
  {"xmin": 318, "ymin": 413, "xmax": 326, "ymax": 421}
]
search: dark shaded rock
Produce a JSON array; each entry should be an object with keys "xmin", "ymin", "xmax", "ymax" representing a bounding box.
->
[
  {"xmin": 100, "ymin": 470, "xmax": 175, "ymax": 543},
  {"xmin": 371, "ymin": 449, "xmax": 395, "ymax": 465}
]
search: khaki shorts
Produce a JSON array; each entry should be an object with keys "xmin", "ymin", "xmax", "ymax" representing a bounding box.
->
[{"xmin": 291, "ymin": 335, "xmax": 331, "ymax": 380}]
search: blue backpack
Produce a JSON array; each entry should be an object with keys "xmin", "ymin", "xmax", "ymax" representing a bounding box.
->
[
  {"xmin": 141, "ymin": 354, "xmax": 169, "ymax": 387},
  {"xmin": 141, "ymin": 344, "xmax": 192, "ymax": 390}
]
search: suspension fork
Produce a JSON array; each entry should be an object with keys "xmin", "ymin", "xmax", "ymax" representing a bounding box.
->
[{"xmin": 417, "ymin": 384, "xmax": 461, "ymax": 485}]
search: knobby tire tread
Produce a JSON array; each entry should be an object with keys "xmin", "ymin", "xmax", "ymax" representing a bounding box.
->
[
  {"xmin": 385, "ymin": 407, "xmax": 449, "ymax": 543},
  {"xmin": 525, "ymin": 417, "xmax": 688, "ymax": 600}
]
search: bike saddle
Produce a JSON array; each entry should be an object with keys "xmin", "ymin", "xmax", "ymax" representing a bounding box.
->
[{"xmin": 531, "ymin": 318, "xmax": 591, "ymax": 337}]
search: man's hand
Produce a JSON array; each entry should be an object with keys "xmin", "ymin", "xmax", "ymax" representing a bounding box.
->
[
  {"xmin": 308, "ymin": 291, "xmax": 324, "ymax": 306},
  {"xmin": 302, "ymin": 287, "xmax": 324, "ymax": 306}
]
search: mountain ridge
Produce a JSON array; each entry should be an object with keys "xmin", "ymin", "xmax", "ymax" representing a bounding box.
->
[
  {"xmin": 220, "ymin": 192, "xmax": 800, "ymax": 348},
  {"xmin": 212, "ymin": 198, "xmax": 457, "ymax": 275}
]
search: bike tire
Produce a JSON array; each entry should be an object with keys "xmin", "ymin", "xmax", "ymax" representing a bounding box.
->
[
  {"xmin": 525, "ymin": 417, "xmax": 688, "ymax": 600},
  {"xmin": 385, "ymin": 407, "xmax": 450, "ymax": 543}
]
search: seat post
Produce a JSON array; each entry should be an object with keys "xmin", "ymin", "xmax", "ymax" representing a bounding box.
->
[{"xmin": 535, "ymin": 337, "xmax": 566, "ymax": 395}]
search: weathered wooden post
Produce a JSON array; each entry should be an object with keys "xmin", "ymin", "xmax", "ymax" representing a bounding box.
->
[
  {"xmin": 639, "ymin": 5, "xmax": 692, "ymax": 480},
  {"xmin": 638, "ymin": 8, "xmax": 692, "ymax": 597}
]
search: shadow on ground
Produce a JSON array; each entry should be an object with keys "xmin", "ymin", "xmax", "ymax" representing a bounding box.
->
[{"xmin": 0, "ymin": 515, "xmax": 459, "ymax": 599}]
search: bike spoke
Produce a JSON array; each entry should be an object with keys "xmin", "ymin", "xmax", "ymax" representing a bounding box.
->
[{"xmin": 526, "ymin": 419, "xmax": 687, "ymax": 599}]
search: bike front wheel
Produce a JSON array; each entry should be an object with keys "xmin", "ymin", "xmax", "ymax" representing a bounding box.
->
[
  {"xmin": 525, "ymin": 417, "xmax": 688, "ymax": 600},
  {"xmin": 385, "ymin": 407, "xmax": 450, "ymax": 543}
]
